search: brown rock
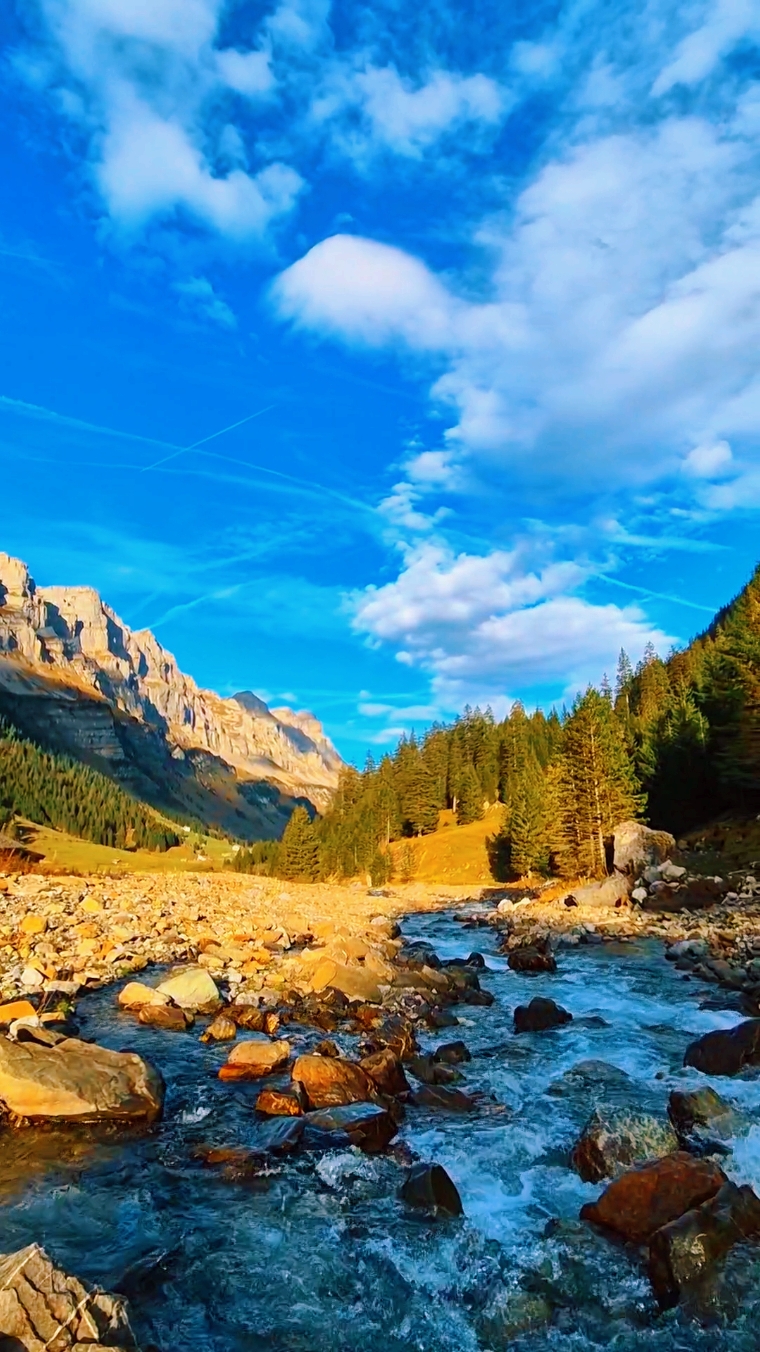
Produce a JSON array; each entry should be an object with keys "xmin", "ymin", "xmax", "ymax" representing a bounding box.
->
[
  {"xmin": 683, "ymin": 1019, "xmax": 760, "ymax": 1076},
  {"xmin": 0, "ymin": 1035, "xmax": 163, "ymax": 1123},
  {"xmin": 292, "ymin": 1053, "xmax": 377, "ymax": 1108},
  {"xmin": 410, "ymin": 1085, "xmax": 475, "ymax": 1112},
  {"xmin": 19, "ymin": 915, "xmax": 47, "ymax": 936},
  {"xmin": 117, "ymin": 981, "xmax": 169, "ymax": 1010},
  {"xmin": 0, "ymin": 1243, "xmax": 136, "ymax": 1350},
  {"xmin": 514, "ymin": 997, "xmax": 572, "ymax": 1033},
  {"xmin": 400, "ymin": 1162, "xmax": 463, "ymax": 1216},
  {"xmin": 200, "ymin": 1014, "xmax": 237, "ymax": 1042},
  {"xmin": 219, "ymin": 1038, "xmax": 291, "ymax": 1081},
  {"xmin": 580, "ymin": 1152, "xmax": 726, "ymax": 1242},
  {"xmin": 304, "ymin": 1101, "xmax": 397, "ymax": 1153},
  {"xmin": 0, "ymin": 1000, "xmax": 38, "ymax": 1027},
  {"xmin": 138, "ymin": 1003, "xmax": 192, "ymax": 1031},
  {"xmin": 613, "ymin": 820, "xmax": 675, "ymax": 875},
  {"xmin": 360, "ymin": 1048, "xmax": 410, "ymax": 1096},
  {"xmin": 230, "ymin": 1006, "xmax": 267, "ymax": 1031},
  {"xmin": 571, "ymin": 1109, "xmax": 678, "ymax": 1183},
  {"xmin": 648, "ymin": 1181, "xmax": 760, "ymax": 1308},
  {"xmin": 256, "ymin": 1089, "xmax": 303, "ymax": 1116},
  {"xmin": 508, "ymin": 947, "xmax": 557, "ymax": 974}
]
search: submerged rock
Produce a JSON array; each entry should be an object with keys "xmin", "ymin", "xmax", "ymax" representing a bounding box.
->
[
  {"xmin": 304, "ymin": 1101, "xmax": 397, "ymax": 1153},
  {"xmin": 580, "ymin": 1152, "xmax": 726, "ymax": 1242},
  {"xmin": 514, "ymin": 997, "xmax": 572, "ymax": 1034},
  {"xmin": 648, "ymin": 1181, "xmax": 760, "ymax": 1308},
  {"xmin": 399, "ymin": 1162, "xmax": 463, "ymax": 1216},
  {"xmin": 571, "ymin": 1108, "xmax": 678, "ymax": 1183},
  {"xmin": 0, "ymin": 1243, "xmax": 137, "ymax": 1350},
  {"xmin": 292, "ymin": 1053, "xmax": 377, "ymax": 1108},
  {"xmin": 410, "ymin": 1085, "xmax": 475, "ymax": 1112},
  {"xmin": 0, "ymin": 1035, "xmax": 163, "ymax": 1124},
  {"xmin": 508, "ymin": 947, "xmax": 557, "ymax": 974},
  {"xmin": 684, "ymin": 1019, "xmax": 760, "ymax": 1076}
]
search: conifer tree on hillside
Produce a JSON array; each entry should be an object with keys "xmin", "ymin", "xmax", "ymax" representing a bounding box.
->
[
  {"xmin": 456, "ymin": 764, "xmax": 484, "ymax": 825},
  {"xmin": 279, "ymin": 805, "xmax": 320, "ymax": 881},
  {"xmin": 556, "ymin": 688, "xmax": 644, "ymax": 876}
]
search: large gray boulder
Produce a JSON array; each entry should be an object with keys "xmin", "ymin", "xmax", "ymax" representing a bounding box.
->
[
  {"xmin": 0, "ymin": 1243, "xmax": 138, "ymax": 1349},
  {"xmin": 0, "ymin": 1035, "xmax": 163, "ymax": 1123},
  {"xmin": 613, "ymin": 821, "xmax": 675, "ymax": 876}
]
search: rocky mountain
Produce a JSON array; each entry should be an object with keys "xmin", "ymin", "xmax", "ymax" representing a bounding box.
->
[{"xmin": 0, "ymin": 552, "xmax": 343, "ymax": 839}]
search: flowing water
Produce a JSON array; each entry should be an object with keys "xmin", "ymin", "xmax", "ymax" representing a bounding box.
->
[{"xmin": 2, "ymin": 906, "xmax": 760, "ymax": 1351}]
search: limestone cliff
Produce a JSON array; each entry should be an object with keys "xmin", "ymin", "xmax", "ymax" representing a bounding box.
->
[{"xmin": 0, "ymin": 552, "xmax": 342, "ymax": 835}]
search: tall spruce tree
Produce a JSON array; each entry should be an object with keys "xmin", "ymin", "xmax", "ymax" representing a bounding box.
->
[
  {"xmin": 279, "ymin": 806, "xmax": 320, "ymax": 880},
  {"xmin": 556, "ymin": 688, "xmax": 644, "ymax": 877},
  {"xmin": 456, "ymin": 764, "xmax": 484, "ymax": 825}
]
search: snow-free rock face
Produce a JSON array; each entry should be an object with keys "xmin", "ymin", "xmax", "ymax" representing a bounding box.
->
[{"xmin": 0, "ymin": 552, "xmax": 342, "ymax": 813}]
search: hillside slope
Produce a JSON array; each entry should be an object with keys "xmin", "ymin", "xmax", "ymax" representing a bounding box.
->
[
  {"xmin": 0, "ymin": 552, "xmax": 342, "ymax": 838},
  {"xmin": 390, "ymin": 807, "xmax": 506, "ymax": 885}
]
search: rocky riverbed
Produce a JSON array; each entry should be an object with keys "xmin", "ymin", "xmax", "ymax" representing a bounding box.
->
[{"xmin": 3, "ymin": 855, "xmax": 760, "ymax": 1349}]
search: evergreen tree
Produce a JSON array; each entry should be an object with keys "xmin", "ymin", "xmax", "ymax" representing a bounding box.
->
[
  {"xmin": 555, "ymin": 689, "xmax": 644, "ymax": 877},
  {"xmin": 456, "ymin": 764, "xmax": 484, "ymax": 825},
  {"xmin": 278, "ymin": 806, "xmax": 320, "ymax": 880}
]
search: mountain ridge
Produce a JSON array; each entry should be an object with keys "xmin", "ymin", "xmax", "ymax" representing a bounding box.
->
[{"xmin": 0, "ymin": 551, "xmax": 342, "ymax": 838}]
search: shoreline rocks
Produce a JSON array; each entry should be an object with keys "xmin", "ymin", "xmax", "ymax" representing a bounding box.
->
[
  {"xmin": 580, "ymin": 1152, "xmax": 726, "ymax": 1242},
  {"xmin": 0, "ymin": 1035, "xmax": 163, "ymax": 1124},
  {"xmin": 0, "ymin": 1243, "xmax": 139, "ymax": 1350}
]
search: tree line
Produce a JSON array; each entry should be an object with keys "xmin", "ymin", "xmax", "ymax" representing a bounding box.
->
[
  {"xmin": 233, "ymin": 561, "xmax": 760, "ymax": 885},
  {"xmin": 0, "ymin": 716, "xmax": 180, "ymax": 852}
]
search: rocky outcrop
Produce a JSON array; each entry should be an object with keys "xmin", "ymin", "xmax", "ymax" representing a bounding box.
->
[
  {"xmin": 0, "ymin": 1243, "xmax": 138, "ymax": 1350},
  {"xmin": 0, "ymin": 551, "xmax": 342, "ymax": 825},
  {"xmin": 0, "ymin": 1036, "xmax": 163, "ymax": 1123}
]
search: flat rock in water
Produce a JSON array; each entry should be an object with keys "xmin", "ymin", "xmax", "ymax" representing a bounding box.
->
[
  {"xmin": 0, "ymin": 1001, "xmax": 38, "ymax": 1027},
  {"xmin": 138, "ymin": 1004, "xmax": 192, "ymax": 1031},
  {"xmin": 410, "ymin": 1085, "xmax": 475, "ymax": 1113},
  {"xmin": 219, "ymin": 1039, "xmax": 291, "ymax": 1081},
  {"xmin": 304, "ymin": 1101, "xmax": 397, "ymax": 1153},
  {"xmin": 251, "ymin": 1115, "xmax": 305, "ymax": 1154},
  {"xmin": 571, "ymin": 1108, "xmax": 678, "ymax": 1183},
  {"xmin": 156, "ymin": 968, "xmax": 221, "ymax": 1013},
  {"xmin": 648, "ymin": 1181, "xmax": 760, "ymax": 1308},
  {"xmin": 256, "ymin": 1089, "xmax": 303, "ymax": 1116},
  {"xmin": 399, "ymin": 1162, "xmax": 463, "ymax": 1216},
  {"xmin": 0, "ymin": 1243, "xmax": 137, "ymax": 1350},
  {"xmin": 0, "ymin": 1035, "xmax": 163, "ymax": 1124},
  {"xmin": 580, "ymin": 1152, "xmax": 726, "ymax": 1242},
  {"xmin": 117, "ymin": 982, "xmax": 168, "ymax": 1010},
  {"xmin": 684, "ymin": 1019, "xmax": 760, "ymax": 1076},
  {"xmin": 292, "ymin": 1053, "xmax": 376, "ymax": 1108},
  {"xmin": 514, "ymin": 997, "xmax": 572, "ymax": 1033}
]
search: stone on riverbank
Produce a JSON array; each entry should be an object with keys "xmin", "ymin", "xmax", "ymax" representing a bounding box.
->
[
  {"xmin": 0, "ymin": 1035, "xmax": 163, "ymax": 1123},
  {"xmin": 514, "ymin": 997, "xmax": 572, "ymax": 1033},
  {"xmin": 400, "ymin": 1162, "xmax": 463, "ymax": 1216},
  {"xmin": 613, "ymin": 821, "xmax": 676, "ymax": 875},
  {"xmin": 683, "ymin": 1019, "xmax": 760, "ymax": 1076},
  {"xmin": 580, "ymin": 1152, "xmax": 726, "ymax": 1242},
  {"xmin": 0, "ymin": 1243, "xmax": 137, "ymax": 1350},
  {"xmin": 648, "ymin": 1181, "xmax": 760, "ymax": 1308},
  {"xmin": 571, "ymin": 1108, "xmax": 678, "ymax": 1183}
]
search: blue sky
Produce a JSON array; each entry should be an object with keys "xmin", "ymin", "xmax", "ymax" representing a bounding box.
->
[{"xmin": 1, "ymin": 0, "xmax": 759, "ymax": 763}]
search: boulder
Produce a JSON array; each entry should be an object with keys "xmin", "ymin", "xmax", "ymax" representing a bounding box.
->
[
  {"xmin": 399, "ymin": 1162, "xmax": 463, "ymax": 1216},
  {"xmin": 567, "ymin": 874, "xmax": 632, "ymax": 907},
  {"xmin": 0, "ymin": 1243, "xmax": 137, "ymax": 1350},
  {"xmin": 229, "ymin": 1006, "xmax": 267, "ymax": 1031},
  {"xmin": 648, "ymin": 1181, "xmax": 760, "ymax": 1308},
  {"xmin": 514, "ymin": 997, "xmax": 572, "ymax": 1034},
  {"xmin": 292, "ymin": 1053, "xmax": 377, "ymax": 1109},
  {"xmin": 304, "ymin": 1101, "xmax": 397, "ymax": 1153},
  {"xmin": 433, "ymin": 1040, "xmax": 471, "ymax": 1065},
  {"xmin": 683, "ymin": 1019, "xmax": 760, "ymax": 1076},
  {"xmin": 137, "ymin": 1004, "xmax": 192, "ymax": 1032},
  {"xmin": 313, "ymin": 960, "xmax": 387, "ymax": 1004},
  {"xmin": 251, "ymin": 1115, "xmax": 305, "ymax": 1155},
  {"xmin": 0, "ymin": 1000, "xmax": 38, "ymax": 1027},
  {"xmin": 359, "ymin": 1048, "xmax": 410, "ymax": 1096},
  {"xmin": 410, "ymin": 1085, "xmax": 475, "ymax": 1112},
  {"xmin": 218, "ymin": 1038, "xmax": 291, "ymax": 1081},
  {"xmin": 200, "ymin": 1013, "xmax": 237, "ymax": 1043},
  {"xmin": 668, "ymin": 1086, "xmax": 744, "ymax": 1144},
  {"xmin": 156, "ymin": 967, "xmax": 221, "ymax": 1013},
  {"xmin": 613, "ymin": 821, "xmax": 675, "ymax": 875},
  {"xmin": 580, "ymin": 1152, "xmax": 726, "ymax": 1242},
  {"xmin": 117, "ymin": 982, "xmax": 168, "ymax": 1010},
  {"xmin": 255, "ymin": 1089, "xmax": 303, "ymax": 1116},
  {"xmin": 571, "ymin": 1108, "xmax": 678, "ymax": 1183},
  {"xmin": 508, "ymin": 947, "xmax": 557, "ymax": 975},
  {"xmin": 0, "ymin": 1035, "xmax": 163, "ymax": 1124},
  {"xmin": 407, "ymin": 1055, "xmax": 461, "ymax": 1086}
]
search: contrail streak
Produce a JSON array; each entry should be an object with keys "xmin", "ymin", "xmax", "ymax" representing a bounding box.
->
[
  {"xmin": 592, "ymin": 573, "xmax": 715, "ymax": 613},
  {"xmin": 140, "ymin": 405, "xmax": 276, "ymax": 472}
]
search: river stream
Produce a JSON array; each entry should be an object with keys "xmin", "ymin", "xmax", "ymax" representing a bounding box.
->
[{"xmin": 2, "ymin": 905, "xmax": 760, "ymax": 1351}]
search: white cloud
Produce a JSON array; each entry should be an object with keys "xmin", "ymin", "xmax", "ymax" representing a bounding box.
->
[
  {"xmin": 682, "ymin": 439, "xmax": 733, "ymax": 478},
  {"xmin": 173, "ymin": 275, "xmax": 237, "ymax": 328},
  {"xmin": 351, "ymin": 66, "xmax": 504, "ymax": 158},
  {"xmin": 652, "ymin": 0, "xmax": 759, "ymax": 95}
]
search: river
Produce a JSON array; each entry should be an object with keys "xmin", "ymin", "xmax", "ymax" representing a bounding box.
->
[{"xmin": 1, "ymin": 903, "xmax": 760, "ymax": 1351}]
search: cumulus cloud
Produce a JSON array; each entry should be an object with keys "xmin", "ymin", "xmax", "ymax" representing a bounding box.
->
[
  {"xmin": 173, "ymin": 275, "xmax": 236, "ymax": 327},
  {"xmin": 350, "ymin": 542, "xmax": 672, "ymax": 709}
]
